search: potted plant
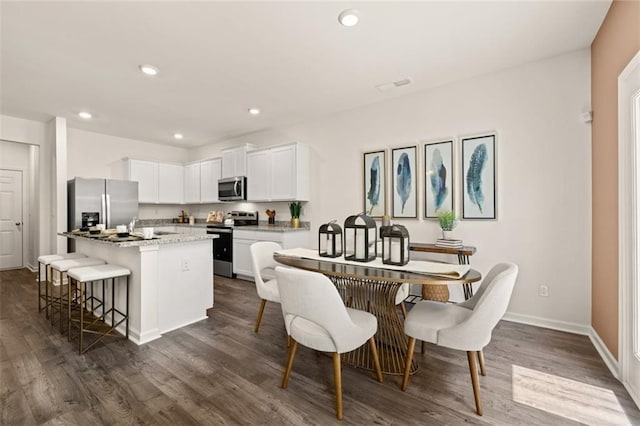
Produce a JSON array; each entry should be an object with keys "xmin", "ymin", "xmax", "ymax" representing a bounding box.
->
[
  {"xmin": 437, "ymin": 210, "xmax": 457, "ymax": 240},
  {"xmin": 289, "ymin": 201, "xmax": 302, "ymax": 228}
]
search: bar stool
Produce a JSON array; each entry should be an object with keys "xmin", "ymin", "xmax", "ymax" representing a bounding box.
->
[
  {"xmin": 49, "ymin": 257, "xmax": 106, "ymax": 333},
  {"xmin": 37, "ymin": 253, "xmax": 87, "ymax": 318},
  {"xmin": 67, "ymin": 264, "xmax": 131, "ymax": 354}
]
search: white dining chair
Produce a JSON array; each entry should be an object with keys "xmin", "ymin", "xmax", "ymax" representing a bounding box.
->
[
  {"xmin": 396, "ymin": 283, "xmax": 409, "ymax": 318},
  {"xmin": 401, "ymin": 262, "xmax": 518, "ymax": 416},
  {"xmin": 275, "ymin": 266, "xmax": 384, "ymax": 420},
  {"xmin": 249, "ymin": 241, "xmax": 283, "ymax": 333}
]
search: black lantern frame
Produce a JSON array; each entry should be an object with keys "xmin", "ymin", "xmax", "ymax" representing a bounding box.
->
[
  {"xmin": 381, "ymin": 224, "xmax": 410, "ymax": 266},
  {"xmin": 344, "ymin": 214, "xmax": 377, "ymax": 262},
  {"xmin": 318, "ymin": 221, "xmax": 343, "ymax": 258}
]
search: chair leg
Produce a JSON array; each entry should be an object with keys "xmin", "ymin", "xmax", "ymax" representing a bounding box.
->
[
  {"xmin": 399, "ymin": 301, "xmax": 407, "ymax": 319},
  {"xmin": 477, "ymin": 350, "xmax": 486, "ymax": 376},
  {"xmin": 466, "ymin": 351, "xmax": 483, "ymax": 415},
  {"xmin": 421, "ymin": 341, "xmax": 426, "ymax": 354},
  {"xmin": 286, "ymin": 334, "xmax": 291, "ymax": 347},
  {"xmin": 401, "ymin": 337, "xmax": 416, "ymax": 391},
  {"xmin": 368, "ymin": 337, "xmax": 383, "ymax": 383},
  {"xmin": 332, "ymin": 353, "xmax": 343, "ymax": 420},
  {"xmin": 281, "ymin": 340, "xmax": 298, "ymax": 389},
  {"xmin": 254, "ymin": 299, "xmax": 267, "ymax": 333}
]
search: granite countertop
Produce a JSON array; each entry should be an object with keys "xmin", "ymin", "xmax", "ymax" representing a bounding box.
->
[
  {"xmin": 137, "ymin": 219, "xmax": 311, "ymax": 233},
  {"xmin": 59, "ymin": 232, "xmax": 217, "ymax": 248}
]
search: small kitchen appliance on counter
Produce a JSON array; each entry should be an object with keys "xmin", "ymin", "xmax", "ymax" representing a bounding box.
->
[{"xmin": 207, "ymin": 211, "xmax": 258, "ymax": 278}]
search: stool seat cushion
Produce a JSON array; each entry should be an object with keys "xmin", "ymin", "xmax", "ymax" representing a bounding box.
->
[
  {"xmin": 68, "ymin": 264, "xmax": 131, "ymax": 282},
  {"xmin": 50, "ymin": 257, "xmax": 105, "ymax": 272},
  {"xmin": 38, "ymin": 252, "xmax": 86, "ymax": 265}
]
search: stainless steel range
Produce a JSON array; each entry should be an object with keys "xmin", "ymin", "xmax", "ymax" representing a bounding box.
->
[{"xmin": 207, "ymin": 211, "xmax": 258, "ymax": 278}]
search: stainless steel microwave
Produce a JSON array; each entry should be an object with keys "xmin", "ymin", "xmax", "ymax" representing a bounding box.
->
[{"xmin": 218, "ymin": 176, "xmax": 247, "ymax": 201}]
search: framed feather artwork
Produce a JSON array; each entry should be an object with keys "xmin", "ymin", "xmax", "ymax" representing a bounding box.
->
[
  {"xmin": 392, "ymin": 146, "xmax": 418, "ymax": 218},
  {"xmin": 462, "ymin": 134, "xmax": 496, "ymax": 220},
  {"xmin": 363, "ymin": 150, "xmax": 387, "ymax": 218},
  {"xmin": 424, "ymin": 140, "xmax": 454, "ymax": 218}
]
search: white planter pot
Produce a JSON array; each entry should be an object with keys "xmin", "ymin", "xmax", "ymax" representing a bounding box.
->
[{"xmin": 442, "ymin": 230, "xmax": 454, "ymax": 240}]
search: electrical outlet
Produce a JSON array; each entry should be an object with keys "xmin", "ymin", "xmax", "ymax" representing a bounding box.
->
[
  {"xmin": 182, "ymin": 258, "xmax": 190, "ymax": 271},
  {"xmin": 538, "ymin": 284, "xmax": 549, "ymax": 297}
]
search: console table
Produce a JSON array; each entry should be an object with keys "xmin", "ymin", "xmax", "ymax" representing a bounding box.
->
[{"xmin": 409, "ymin": 243, "xmax": 477, "ymax": 300}]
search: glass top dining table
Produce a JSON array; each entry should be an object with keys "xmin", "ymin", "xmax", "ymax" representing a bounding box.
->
[{"xmin": 274, "ymin": 251, "xmax": 482, "ymax": 376}]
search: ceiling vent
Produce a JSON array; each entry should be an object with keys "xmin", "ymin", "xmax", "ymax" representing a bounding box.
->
[{"xmin": 376, "ymin": 78, "xmax": 412, "ymax": 92}]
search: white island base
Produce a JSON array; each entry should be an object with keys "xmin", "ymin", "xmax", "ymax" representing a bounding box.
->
[{"xmin": 72, "ymin": 237, "xmax": 214, "ymax": 344}]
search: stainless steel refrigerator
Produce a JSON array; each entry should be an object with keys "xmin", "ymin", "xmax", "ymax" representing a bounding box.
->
[{"xmin": 67, "ymin": 177, "xmax": 138, "ymax": 250}]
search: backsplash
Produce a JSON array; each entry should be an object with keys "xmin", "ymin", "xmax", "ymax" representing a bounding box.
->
[{"xmin": 138, "ymin": 201, "xmax": 304, "ymax": 223}]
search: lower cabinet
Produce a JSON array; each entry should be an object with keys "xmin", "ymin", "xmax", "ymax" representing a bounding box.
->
[
  {"xmin": 233, "ymin": 230, "xmax": 310, "ymax": 279},
  {"xmin": 233, "ymin": 237, "xmax": 254, "ymax": 277}
]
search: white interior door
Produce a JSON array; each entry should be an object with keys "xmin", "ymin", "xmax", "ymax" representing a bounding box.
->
[
  {"xmin": 0, "ymin": 169, "xmax": 23, "ymax": 269},
  {"xmin": 620, "ymin": 50, "xmax": 640, "ymax": 408}
]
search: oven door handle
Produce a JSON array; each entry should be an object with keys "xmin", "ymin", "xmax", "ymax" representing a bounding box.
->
[{"xmin": 208, "ymin": 228, "xmax": 233, "ymax": 234}]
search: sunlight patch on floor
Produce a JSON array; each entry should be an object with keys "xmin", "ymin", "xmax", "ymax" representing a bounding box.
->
[{"xmin": 512, "ymin": 364, "xmax": 631, "ymax": 425}]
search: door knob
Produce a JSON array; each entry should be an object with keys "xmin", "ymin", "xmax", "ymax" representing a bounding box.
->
[{"xmin": 15, "ymin": 222, "xmax": 22, "ymax": 226}]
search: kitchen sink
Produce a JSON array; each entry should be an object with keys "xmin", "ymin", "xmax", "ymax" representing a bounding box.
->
[{"xmin": 153, "ymin": 231, "xmax": 179, "ymax": 235}]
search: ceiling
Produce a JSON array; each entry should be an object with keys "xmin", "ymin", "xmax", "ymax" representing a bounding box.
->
[{"xmin": 1, "ymin": 1, "xmax": 610, "ymax": 148}]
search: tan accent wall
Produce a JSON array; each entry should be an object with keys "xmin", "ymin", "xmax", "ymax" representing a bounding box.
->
[{"xmin": 591, "ymin": 0, "xmax": 640, "ymax": 359}]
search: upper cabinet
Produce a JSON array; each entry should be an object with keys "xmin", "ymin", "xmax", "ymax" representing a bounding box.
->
[
  {"xmin": 126, "ymin": 159, "xmax": 159, "ymax": 203},
  {"xmin": 158, "ymin": 163, "xmax": 184, "ymax": 204},
  {"xmin": 246, "ymin": 143, "xmax": 309, "ymax": 202},
  {"xmin": 183, "ymin": 163, "xmax": 201, "ymax": 204},
  {"xmin": 126, "ymin": 159, "xmax": 183, "ymax": 204},
  {"xmin": 246, "ymin": 148, "xmax": 271, "ymax": 201},
  {"xmin": 221, "ymin": 144, "xmax": 254, "ymax": 178},
  {"xmin": 200, "ymin": 158, "xmax": 222, "ymax": 203}
]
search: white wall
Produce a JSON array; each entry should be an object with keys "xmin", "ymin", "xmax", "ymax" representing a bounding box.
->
[
  {"xmin": 1, "ymin": 115, "xmax": 55, "ymax": 262},
  {"xmin": 66, "ymin": 128, "xmax": 191, "ymax": 221},
  {"xmin": 189, "ymin": 49, "xmax": 593, "ymax": 328},
  {"xmin": 67, "ymin": 128, "xmax": 190, "ymax": 180}
]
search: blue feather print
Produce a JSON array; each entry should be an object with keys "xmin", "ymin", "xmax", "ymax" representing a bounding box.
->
[
  {"xmin": 367, "ymin": 156, "xmax": 381, "ymax": 214},
  {"xmin": 466, "ymin": 144, "xmax": 487, "ymax": 213},
  {"xmin": 429, "ymin": 148, "xmax": 448, "ymax": 212},
  {"xmin": 396, "ymin": 153, "xmax": 412, "ymax": 213}
]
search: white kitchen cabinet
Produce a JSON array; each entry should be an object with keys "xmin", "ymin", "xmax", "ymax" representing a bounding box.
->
[
  {"xmin": 126, "ymin": 159, "xmax": 184, "ymax": 204},
  {"xmin": 200, "ymin": 158, "xmax": 221, "ymax": 203},
  {"xmin": 158, "ymin": 163, "xmax": 184, "ymax": 204},
  {"xmin": 246, "ymin": 148, "xmax": 271, "ymax": 201},
  {"xmin": 233, "ymin": 232, "xmax": 255, "ymax": 277},
  {"xmin": 221, "ymin": 144, "xmax": 254, "ymax": 178},
  {"xmin": 232, "ymin": 229, "xmax": 310, "ymax": 279},
  {"xmin": 184, "ymin": 163, "xmax": 201, "ymax": 203},
  {"xmin": 245, "ymin": 143, "xmax": 309, "ymax": 202},
  {"xmin": 126, "ymin": 159, "xmax": 159, "ymax": 203}
]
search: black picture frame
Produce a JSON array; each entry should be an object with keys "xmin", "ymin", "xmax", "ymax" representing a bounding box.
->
[
  {"xmin": 392, "ymin": 145, "xmax": 418, "ymax": 218},
  {"xmin": 461, "ymin": 134, "xmax": 496, "ymax": 220},
  {"xmin": 363, "ymin": 150, "xmax": 387, "ymax": 218}
]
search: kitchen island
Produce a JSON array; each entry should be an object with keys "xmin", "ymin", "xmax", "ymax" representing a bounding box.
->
[{"xmin": 60, "ymin": 231, "xmax": 217, "ymax": 344}]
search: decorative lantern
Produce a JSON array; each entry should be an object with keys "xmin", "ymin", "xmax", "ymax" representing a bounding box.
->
[
  {"xmin": 381, "ymin": 224, "xmax": 410, "ymax": 266},
  {"xmin": 344, "ymin": 214, "xmax": 377, "ymax": 262},
  {"xmin": 318, "ymin": 221, "xmax": 343, "ymax": 258}
]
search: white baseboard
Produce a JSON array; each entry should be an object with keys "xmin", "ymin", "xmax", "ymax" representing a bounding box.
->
[
  {"xmin": 589, "ymin": 327, "xmax": 620, "ymax": 380},
  {"xmin": 26, "ymin": 263, "xmax": 37, "ymax": 272},
  {"xmin": 502, "ymin": 312, "xmax": 590, "ymax": 335},
  {"xmin": 502, "ymin": 312, "xmax": 621, "ymax": 381}
]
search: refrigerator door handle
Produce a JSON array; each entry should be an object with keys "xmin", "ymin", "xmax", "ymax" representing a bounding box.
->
[
  {"xmin": 101, "ymin": 194, "xmax": 106, "ymax": 227},
  {"xmin": 106, "ymin": 194, "xmax": 111, "ymax": 227}
]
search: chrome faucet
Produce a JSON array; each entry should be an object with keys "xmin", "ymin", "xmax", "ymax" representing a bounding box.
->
[{"xmin": 129, "ymin": 217, "xmax": 137, "ymax": 233}]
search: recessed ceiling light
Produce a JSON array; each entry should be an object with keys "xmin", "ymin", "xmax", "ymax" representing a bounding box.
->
[
  {"xmin": 139, "ymin": 64, "xmax": 159, "ymax": 76},
  {"xmin": 338, "ymin": 9, "xmax": 359, "ymax": 27},
  {"xmin": 78, "ymin": 111, "xmax": 92, "ymax": 119},
  {"xmin": 173, "ymin": 133, "xmax": 184, "ymax": 140},
  {"xmin": 248, "ymin": 107, "xmax": 261, "ymax": 115}
]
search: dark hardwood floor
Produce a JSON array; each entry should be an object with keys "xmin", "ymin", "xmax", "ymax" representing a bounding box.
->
[{"xmin": 2, "ymin": 267, "xmax": 639, "ymax": 425}]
